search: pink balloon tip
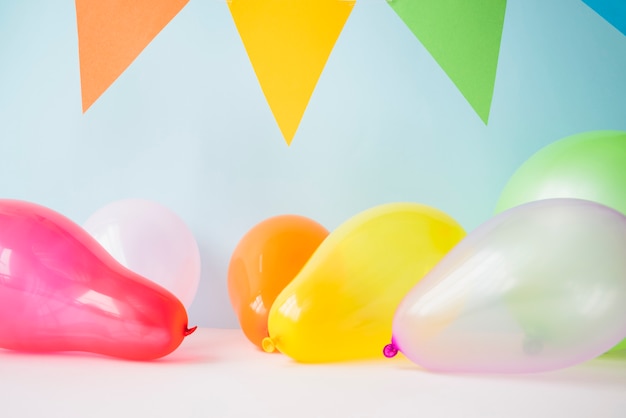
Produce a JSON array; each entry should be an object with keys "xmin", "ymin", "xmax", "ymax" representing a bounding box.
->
[
  {"xmin": 184, "ymin": 326, "xmax": 198, "ymax": 337},
  {"xmin": 383, "ymin": 343, "xmax": 398, "ymax": 358}
]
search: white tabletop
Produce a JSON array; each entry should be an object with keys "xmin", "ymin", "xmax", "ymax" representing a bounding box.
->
[{"xmin": 1, "ymin": 328, "xmax": 624, "ymax": 418}]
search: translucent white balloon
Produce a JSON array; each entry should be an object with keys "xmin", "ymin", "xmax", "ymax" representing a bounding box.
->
[
  {"xmin": 83, "ymin": 199, "xmax": 201, "ymax": 308},
  {"xmin": 388, "ymin": 198, "xmax": 626, "ymax": 373}
]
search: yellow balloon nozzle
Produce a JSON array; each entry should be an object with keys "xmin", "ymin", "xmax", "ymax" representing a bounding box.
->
[{"xmin": 262, "ymin": 337, "xmax": 276, "ymax": 353}]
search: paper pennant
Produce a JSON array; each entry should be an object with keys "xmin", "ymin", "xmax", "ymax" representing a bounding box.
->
[
  {"xmin": 388, "ymin": 0, "xmax": 507, "ymax": 124},
  {"xmin": 582, "ymin": 0, "xmax": 626, "ymax": 36},
  {"xmin": 76, "ymin": 0, "xmax": 189, "ymax": 112},
  {"xmin": 228, "ymin": 0, "xmax": 355, "ymax": 145}
]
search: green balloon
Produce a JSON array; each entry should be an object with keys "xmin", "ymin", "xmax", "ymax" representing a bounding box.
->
[{"xmin": 495, "ymin": 130, "xmax": 626, "ymax": 354}]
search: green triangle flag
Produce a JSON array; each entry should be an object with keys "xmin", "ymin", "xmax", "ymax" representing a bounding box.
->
[{"xmin": 388, "ymin": 0, "xmax": 507, "ymax": 124}]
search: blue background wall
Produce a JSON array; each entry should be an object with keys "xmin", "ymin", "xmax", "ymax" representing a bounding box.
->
[{"xmin": 1, "ymin": 0, "xmax": 625, "ymax": 328}]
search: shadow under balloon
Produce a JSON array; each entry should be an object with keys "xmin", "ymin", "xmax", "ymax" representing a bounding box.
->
[
  {"xmin": 0, "ymin": 347, "xmax": 217, "ymax": 365},
  {"xmin": 273, "ymin": 353, "xmax": 414, "ymax": 371},
  {"xmin": 388, "ymin": 353, "xmax": 626, "ymax": 389},
  {"xmin": 0, "ymin": 328, "xmax": 266, "ymax": 365}
]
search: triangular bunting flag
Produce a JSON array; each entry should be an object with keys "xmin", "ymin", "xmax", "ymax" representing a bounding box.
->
[
  {"xmin": 582, "ymin": 0, "xmax": 626, "ymax": 36},
  {"xmin": 388, "ymin": 0, "xmax": 507, "ymax": 124},
  {"xmin": 228, "ymin": 0, "xmax": 355, "ymax": 145},
  {"xmin": 76, "ymin": 0, "xmax": 189, "ymax": 112}
]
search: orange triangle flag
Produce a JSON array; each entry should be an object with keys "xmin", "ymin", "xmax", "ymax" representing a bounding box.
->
[
  {"xmin": 76, "ymin": 0, "xmax": 189, "ymax": 112},
  {"xmin": 228, "ymin": 0, "xmax": 355, "ymax": 145}
]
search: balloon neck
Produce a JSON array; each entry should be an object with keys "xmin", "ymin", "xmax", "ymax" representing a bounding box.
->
[
  {"xmin": 383, "ymin": 343, "xmax": 398, "ymax": 358},
  {"xmin": 262, "ymin": 337, "xmax": 276, "ymax": 353},
  {"xmin": 184, "ymin": 326, "xmax": 198, "ymax": 337}
]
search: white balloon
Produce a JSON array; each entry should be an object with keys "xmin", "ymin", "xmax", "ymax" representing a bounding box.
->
[
  {"xmin": 390, "ymin": 198, "xmax": 626, "ymax": 374},
  {"xmin": 83, "ymin": 199, "xmax": 201, "ymax": 308}
]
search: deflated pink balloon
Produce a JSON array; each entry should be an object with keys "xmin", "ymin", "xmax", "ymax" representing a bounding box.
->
[
  {"xmin": 387, "ymin": 198, "xmax": 626, "ymax": 373},
  {"xmin": 0, "ymin": 199, "xmax": 196, "ymax": 360}
]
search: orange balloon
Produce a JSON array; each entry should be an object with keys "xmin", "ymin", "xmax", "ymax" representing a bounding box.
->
[{"xmin": 227, "ymin": 215, "xmax": 329, "ymax": 349}]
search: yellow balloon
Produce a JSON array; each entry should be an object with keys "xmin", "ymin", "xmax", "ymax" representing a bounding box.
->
[{"xmin": 262, "ymin": 202, "xmax": 466, "ymax": 362}]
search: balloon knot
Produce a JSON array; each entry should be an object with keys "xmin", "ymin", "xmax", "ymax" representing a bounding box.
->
[
  {"xmin": 262, "ymin": 337, "xmax": 276, "ymax": 353},
  {"xmin": 383, "ymin": 343, "xmax": 398, "ymax": 358},
  {"xmin": 184, "ymin": 326, "xmax": 198, "ymax": 337}
]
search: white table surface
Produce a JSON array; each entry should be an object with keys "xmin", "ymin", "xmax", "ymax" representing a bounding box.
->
[{"xmin": 1, "ymin": 328, "xmax": 624, "ymax": 418}]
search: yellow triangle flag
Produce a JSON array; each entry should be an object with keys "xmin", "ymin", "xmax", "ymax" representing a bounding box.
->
[
  {"xmin": 76, "ymin": 0, "xmax": 189, "ymax": 112},
  {"xmin": 228, "ymin": 0, "xmax": 355, "ymax": 145}
]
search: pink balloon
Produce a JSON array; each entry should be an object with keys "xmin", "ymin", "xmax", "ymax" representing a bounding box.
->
[{"xmin": 0, "ymin": 199, "xmax": 196, "ymax": 360}]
